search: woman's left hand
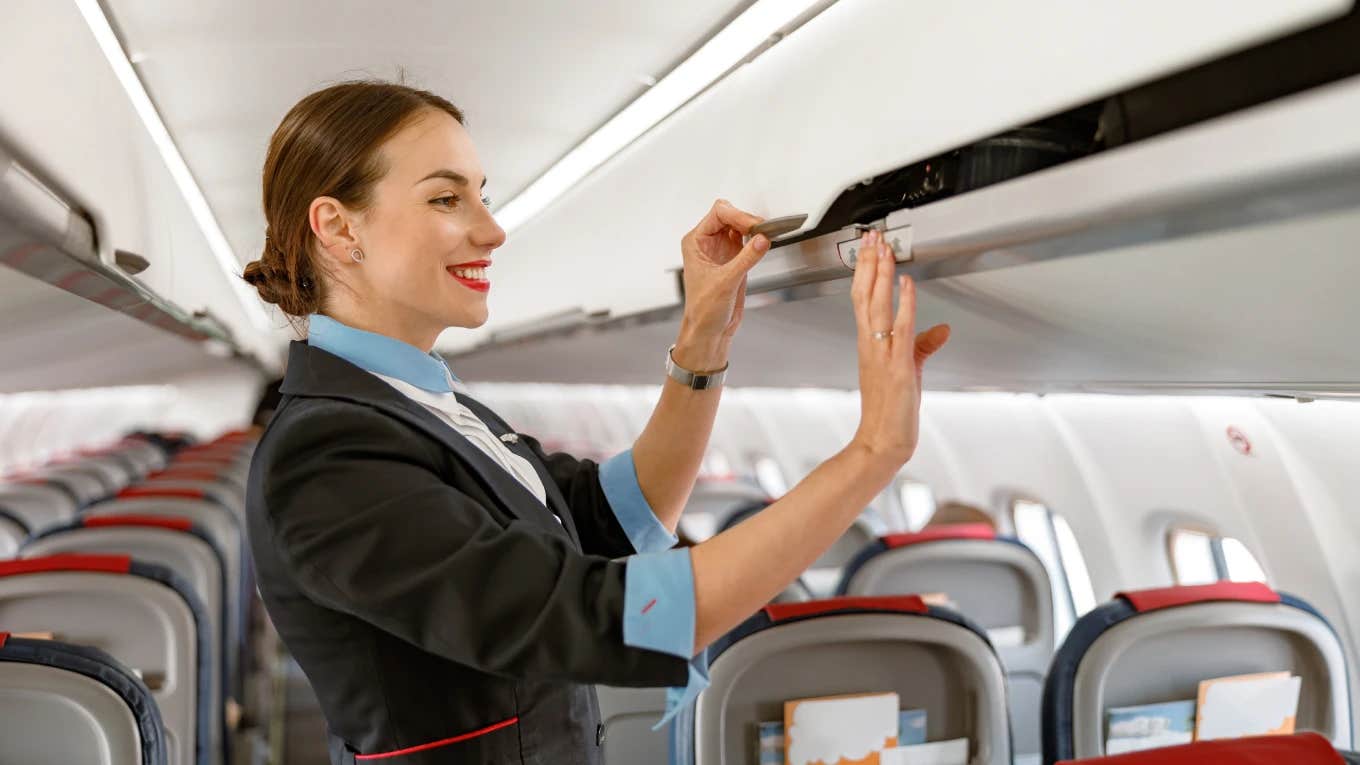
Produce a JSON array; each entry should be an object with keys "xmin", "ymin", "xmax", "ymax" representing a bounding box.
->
[{"xmin": 674, "ymin": 199, "xmax": 770, "ymax": 369}]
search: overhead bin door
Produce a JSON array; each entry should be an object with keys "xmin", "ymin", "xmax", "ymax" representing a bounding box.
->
[{"xmin": 474, "ymin": 0, "xmax": 1351, "ymax": 346}]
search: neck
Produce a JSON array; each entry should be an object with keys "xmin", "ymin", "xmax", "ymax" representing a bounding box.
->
[{"xmin": 319, "ymin": 304, "xmax": 442, "ymax": 353}]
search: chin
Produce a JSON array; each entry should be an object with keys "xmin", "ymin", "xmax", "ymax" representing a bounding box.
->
[{"xmin": 445, "ymin": 307, "xmax": 489, "ymax": 329}]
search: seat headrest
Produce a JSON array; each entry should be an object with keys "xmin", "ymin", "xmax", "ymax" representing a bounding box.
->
[
  {"xmin": 144, "ymin": 470, "xmax": 228, "ymax": 482},
  {"xmin": 117, "ymin": 487, "xmax": 207, "ymax": 501},
  {"xmin": 0, "ymin": 554, "xmax": 132, "ymax": 576},
  {"xmin": 882, "ymin": 523, "xmax": 997, "ymax": 548},
  {"xmin": 1055, "ymin": 732, "xmax": 1343, "ymax": 764},
  {"xmin": 82, "ymin": 515, "xmax": 195, "ymax": 532},
  {"xmin": 1116, "ymin": 582, "xmax": 1280, "ymax": 613},
  {"xmin": 764, "ymin": 594, "xmax": 928, "ymax": 622}
]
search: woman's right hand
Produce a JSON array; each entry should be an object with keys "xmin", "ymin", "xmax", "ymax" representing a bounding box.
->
[{"xmin": 849, "ymin": 229, "xmax": 950, "ymax": 465}]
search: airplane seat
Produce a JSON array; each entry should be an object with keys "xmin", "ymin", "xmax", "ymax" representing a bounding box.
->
[
  {"xmin": 718, "ymin": 503, "xmax": 878, "ymax": 598},
  {"xmin": 142, "ymin": 471, "xmax": 247, "ymax": 499},
  {"xmin": 672, "ymin": 595, "xmax": 1013, "ymax": 765},
  {"xmin": 63, "ymin": 455, "xmax": 138, "ymax": 492},
  {"xmin": 0, "ymin": 631, "xmax": 168, "ymax": 765},
  {"xmin": 85, "ymin": 495, "xmax": 248, "ymax": 705},
  {"xmin": 0, "ymin": 554, "xmax": 213, "ymax": 765},
  {"xmin": 0, "ymin": 509, "xmax": 27, "ymax": 558},
  {"xmin": 1051, "ymin": 732, "xmax": 1353, "ymax": 764},
  {"xmin": 23, "ymin": 516, "xmax": 229, "ymax": 760},
  {"xmin": 1043, "ymin": 582, "xmax": 1353, "ymax": 765},
  {"xmin": 118, "ymin": 437, "xmax": 172, "ymax": 474},
  {"xmin": 677, "ymin": 481, "xmax": 771, "ymax": 542},
  {"xmin": 837, "ymin": 522, "xmax": 1053, "ymax": 760},
  {"xmin": 126, "ymin": 480, "xmax": 245, "ymax": 524},
  {"xmin": 595, "ymin": 685, "xmax": 669, "ymax": 764},
  {"xmin": 0, "ymin": 482, "xmax": 80, "ymax": 533},
  {"xmin": 87, "ymin": 445, "xmax": 152, "ymax": 483},
  {"xmin": 34, "ymin": 465, "xmax": 115, "ymax": 506}
]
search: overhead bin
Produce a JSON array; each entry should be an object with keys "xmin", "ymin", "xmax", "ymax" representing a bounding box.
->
[
  {"xmin": 0, "ymin": 143, "xmax": 262, "ymax": 367},
  {"xmin": 468, "ymin": 0, "xmax": 1352, "ymax": 346},
  {"xmin": 452, "ymin": 4, "xmax": 1360, "ymax": 396}
]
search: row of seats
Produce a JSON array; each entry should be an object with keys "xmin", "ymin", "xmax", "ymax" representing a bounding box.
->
[
  {"xmin": 601, "ymin": 521, "xmax": 1354, "ymax": 765},
  {"xmin": 660, "ymin": 582, "xmax": 1354, "ymax": 764},
  {"xmin": 0, "ymin": 430, "xmax": 260, "ymax": 765}
]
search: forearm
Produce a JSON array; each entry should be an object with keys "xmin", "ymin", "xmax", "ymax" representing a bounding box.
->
[
  {"xmin": 629, "ymin": 323, "xmax": 730, "ymax": 532},
  {"xmin": 689, "ymin": 443, "xmax": 900, "ymax": 650}
]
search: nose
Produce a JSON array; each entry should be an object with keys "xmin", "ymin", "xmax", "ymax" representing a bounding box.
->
[{"xmin": 471, "ymin": 204, "xmax": 507, "ymax": 250}]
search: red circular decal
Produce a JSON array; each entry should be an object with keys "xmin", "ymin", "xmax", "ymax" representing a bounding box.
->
[{"xmin": 1227, "ymin": 426, "xmax": 1253, "ymax": 456}]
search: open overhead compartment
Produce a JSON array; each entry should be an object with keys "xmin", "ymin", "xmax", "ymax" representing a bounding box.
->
[
  {"xmin": 448, "ymin": 2, "xmax": 1360, "ymax": 397},
  {"xmin": 461, "ymin": 0, "xmax": 1351, "ymax": 349},
  {"xmin": 0, "ymin": 142, "xmax": 268, "ymax": 389}
]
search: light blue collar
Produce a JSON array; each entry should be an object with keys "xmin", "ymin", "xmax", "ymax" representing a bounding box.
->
[{"xmin": 306, "ymin": 314, "xmax": 458, "ymax": 394}]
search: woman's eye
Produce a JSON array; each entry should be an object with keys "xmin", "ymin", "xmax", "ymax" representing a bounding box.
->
[{"xmin": 431, "ymin": 196, "xmax": 458, "ymax": 208}]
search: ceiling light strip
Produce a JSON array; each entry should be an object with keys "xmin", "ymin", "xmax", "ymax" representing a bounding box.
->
[
  {"xmin": 74, "ymin": 0, "xmax": 274, "ymax": 333},
  {"xmin": 493, "ymin": 0, "xmax": 831, "ymax": 233}
]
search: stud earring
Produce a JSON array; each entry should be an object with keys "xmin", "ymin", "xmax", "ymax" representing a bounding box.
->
[{"xmin": 349, "ymin": 248, "xmax": 365, "ymax": 263}]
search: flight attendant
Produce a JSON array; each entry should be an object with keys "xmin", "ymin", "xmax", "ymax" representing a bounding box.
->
[{"xmin": 242, "ymin": 81, "xmax": 949, "ymax": 764}]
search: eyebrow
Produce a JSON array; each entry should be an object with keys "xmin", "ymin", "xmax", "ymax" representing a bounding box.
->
[{"xmin": 417, "ymin": 169, "xmax": 488, "ymax": 189}]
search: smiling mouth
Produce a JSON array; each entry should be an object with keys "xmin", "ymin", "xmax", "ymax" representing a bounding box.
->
[{"xmin": 447, "ymin": 261, "xmax": 491, "ymax": 293}]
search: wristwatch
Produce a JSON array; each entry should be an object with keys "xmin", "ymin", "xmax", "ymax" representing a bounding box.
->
[{"xmin": 666, "ymin": 344, "xmax": 728, "ymax": 390}]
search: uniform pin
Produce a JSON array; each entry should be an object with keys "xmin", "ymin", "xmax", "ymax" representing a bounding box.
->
[{"xmin": 499, "ymin": 433, "xmax": 519, "ymax": 444}]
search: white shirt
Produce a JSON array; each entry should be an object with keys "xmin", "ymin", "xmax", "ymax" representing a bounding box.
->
[{"xmin": 371, "ymin": 372, "xmax": 550, "ymax": 509}]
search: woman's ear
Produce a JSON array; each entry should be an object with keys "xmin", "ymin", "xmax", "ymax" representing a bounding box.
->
[{"xmin": 309, "ymin": 196, "xmax": 360, "ymax": 268}]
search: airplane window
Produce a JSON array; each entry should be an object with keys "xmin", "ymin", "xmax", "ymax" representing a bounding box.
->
[
  {"xmin": 1169, "ymin": 528, "xmax": 1219, "ymax": 585},
  {"xmin": 1052, "ymin": 513, "xmax": 1097, "ymax": 617},
  {"xmin": 1170, "ymin": 527, "xmax": 1269, "ymax": 585},
  {"xmin": 700, "ymin": 450, "xmax": 734, "ymax": 480},
  {"xmin": 753, "ymin": 456, "xmax": 788, "ymax": 498},
  {"xmin": 1011, "ymin": 499, "xmax": 1095, "ymax": 641},
  {"xmin": 897, "ymin": 480, "xmax": 936, "ymax": 531},
  {"xmin": 1220, "ymin": 536, "xmax": 1268, "ymax": 583}
]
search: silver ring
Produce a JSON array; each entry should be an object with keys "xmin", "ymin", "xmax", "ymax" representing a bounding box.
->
[{"xmin": 871, "ymin": 330, "xmax": 893, "ymax": 341}]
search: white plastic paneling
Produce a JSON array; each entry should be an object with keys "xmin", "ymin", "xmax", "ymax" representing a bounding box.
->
[{"xmin": 464, "ymin": 0, "xmax": 1348, "ymax": 349}]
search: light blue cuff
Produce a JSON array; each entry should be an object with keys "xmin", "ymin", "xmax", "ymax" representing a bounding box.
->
[
  {"xmin": 601, "ymin": 449, "xmax": 677, "ymax": 554},
  {"xmin": 622, "ymin": 549, "xmax": 710, "ymax": 729},
  {"xmin": 656, "ymin": 653, "xmax": 710, "ymax": 730},
  {"xmin": 623, "ymin": 548, "xmax": 695, "ymax": 659}
]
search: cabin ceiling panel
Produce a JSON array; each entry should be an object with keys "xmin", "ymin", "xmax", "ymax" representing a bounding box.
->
[{"xmin": 104, "ymin": 0, "xmax": 751, "ymax": 270}]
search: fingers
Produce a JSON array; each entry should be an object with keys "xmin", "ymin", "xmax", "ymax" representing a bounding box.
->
[
  {"xmin": 891, "ymin": 273, "xmax": 916, "ymax": 363},
  {"xmin": 725, "ymin": 233, "xmax": 771, "ymax": 274},
  {"xmin": 867, "ymin": 231, "xmax": 894, "ymax": 339},
  {"xmin": 914, "ymin": 323, "xmax": 951, "ymax": 373},
  {"xmin": 696, "ymin": 198, "xmax": 762, "ymax": 237},
  {"xmin": 850, "ymin": 230, "xmax": 875, "ymax": 332}
]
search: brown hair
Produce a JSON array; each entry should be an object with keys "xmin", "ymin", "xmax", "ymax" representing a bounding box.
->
[
  {"xmin": 242, "ymin": 80, "xmax": 465, "ymax": 318},
  {"xmin": 925, "ymin": 501, "xmax": 996, "ymax": 529}
]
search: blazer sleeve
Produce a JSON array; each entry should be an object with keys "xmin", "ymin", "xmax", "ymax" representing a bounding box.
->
[
  {"xmin": 259, "ymin": 402, "xmax": 689, "ymax": 688},
  {"xmin": 517, "ymin": 433, "xmax": 646, "ymax": 560}
]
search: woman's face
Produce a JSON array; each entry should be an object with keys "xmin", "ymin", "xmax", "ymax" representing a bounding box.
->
[{"xmin": 343, "ymin": 109, "xmax": 506, "ymax": 345}]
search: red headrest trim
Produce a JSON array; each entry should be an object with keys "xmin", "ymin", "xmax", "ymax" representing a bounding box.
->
[
  {"xmin": 145, "ymin": 471, "xmax": 225, "ymax": 482},
  {"xmin": 0, "ymin": 632, "xmax": 8, "ymax": 648},
  {"xmin": 1056, "ymin": 732, "xmax": 1342, "ymax": 764},
  {"xmin": 1117, "ymin": 582, "xmax": 1280, "ymax": 613},
  {"xmin": 117, "ymin": 487, "xmax": 206, "ymax": 501},
  {"xmin": 83, "ymin": 515, "xmax": 195, "ymax": 532},
  {"xmin": 882, "ymin": 523, "xmax": 996, "ymax": 549},
  {"xmin": 764, "ymin": 595, "xmax": 928, "ymax": 623},
  {"xmin": 0, "ymin": 554, "xmax": 132, "ymax": 577},
  {"xmin": 174, "ymin": 451, "xmax": 237, "ymax": 462}
]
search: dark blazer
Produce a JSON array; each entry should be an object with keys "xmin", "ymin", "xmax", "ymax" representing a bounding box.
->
[{"xmin": 246, "ymin": 342, "xmax": 688, "ymax": 764}]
